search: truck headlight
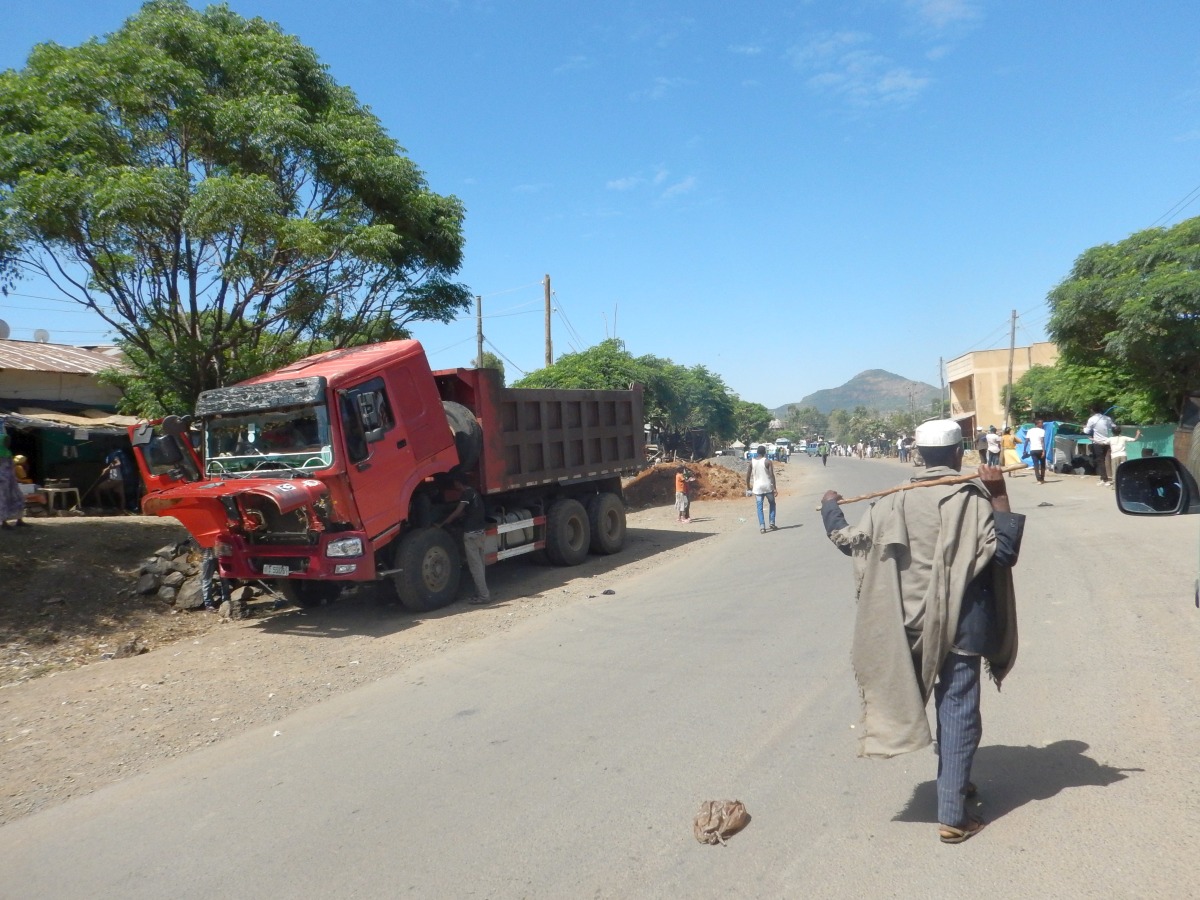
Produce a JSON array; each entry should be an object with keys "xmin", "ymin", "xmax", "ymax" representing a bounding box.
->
[{"xmin": 326, "ymin": 537, "xmax": 364, "ymax": 558}]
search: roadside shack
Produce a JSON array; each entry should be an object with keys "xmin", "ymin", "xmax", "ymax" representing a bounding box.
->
[{"xmin": 0, "ymin": 339, "xmax": 135, "ymax": 513}]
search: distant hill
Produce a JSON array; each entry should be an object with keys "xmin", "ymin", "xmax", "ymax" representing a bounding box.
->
[{"xmin": 774, "ymin": 370, "xmax": 941, "ymax": 416}]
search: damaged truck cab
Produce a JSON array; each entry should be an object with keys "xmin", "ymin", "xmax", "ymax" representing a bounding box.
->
[{"xmin": 130, "ymin": 340, "xmax": 645, "ymax": 612}]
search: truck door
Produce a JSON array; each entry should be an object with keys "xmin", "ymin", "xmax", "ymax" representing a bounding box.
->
[{"xmin": 338, "ymin": 377, "xmax": 410, "ymax": 542}]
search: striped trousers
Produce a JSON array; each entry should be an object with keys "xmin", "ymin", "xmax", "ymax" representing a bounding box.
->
[{"xmin": 934, "ymin": 653, "xmax": 982, "ymax": 827}]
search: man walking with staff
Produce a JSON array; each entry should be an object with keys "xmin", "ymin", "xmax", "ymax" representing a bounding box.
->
[{"xmin": 817, "ymin": 419, "xmax": 1025, "ymax": 844}]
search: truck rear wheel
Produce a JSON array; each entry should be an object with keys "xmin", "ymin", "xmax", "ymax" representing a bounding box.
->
[
  {"xmin": 586, "ymin": 492, "xmax": 626, "ymax": 555},
  {"xmin": 545, "ymin": 498, "xmax": 591, "ymax": 566},
  {"xmin": 394, "ymin": 527, "xmax": 462, "ymax": 612},
  {"xmin": 443, "ymin": 401, "xmax": 483, "ymax": 471},
  {"xmin": 276, "ymin": 580, "xmax": 342, "ymax": 608}
]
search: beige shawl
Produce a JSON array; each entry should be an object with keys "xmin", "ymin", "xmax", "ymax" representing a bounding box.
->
[{"xmin": 829, "ymin": 469, "xmax": 1018, "ymax": 759}]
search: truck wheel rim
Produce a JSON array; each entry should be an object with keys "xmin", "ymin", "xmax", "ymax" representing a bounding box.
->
[{"xmin": 424, "ymin": 547, "xmax": 452, "ymax": 591}]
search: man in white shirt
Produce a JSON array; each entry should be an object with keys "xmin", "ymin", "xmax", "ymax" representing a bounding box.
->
[
  {"xmin": 1084, "ymin": 404, "xmax": 1115, "ymax": 484},
  {"xmin": 1025, "ymin": 417, "xmax": 1047, "ymax": 484},
  {"xmin": 984, "ymin": 426, "xmax": 1002, "ymax": 467}
]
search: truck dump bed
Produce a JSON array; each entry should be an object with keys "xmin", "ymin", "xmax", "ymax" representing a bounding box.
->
[{"xmin": 434, "ymin": 368, "xmax": 645, "ymax": 494}]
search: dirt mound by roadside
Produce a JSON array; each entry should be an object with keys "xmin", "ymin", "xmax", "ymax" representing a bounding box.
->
[
  {"xmin": 0, "ymin": 518, "xmax": 291, "ymax": 686},
  {"xmin": 623, "ymin": 460, "xmax": 749, "ymax": 507}
]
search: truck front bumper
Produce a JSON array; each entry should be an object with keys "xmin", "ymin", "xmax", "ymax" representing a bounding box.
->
[{"xmin": 215, "ymin": 531, "xmax": 376, "ymax": 582}]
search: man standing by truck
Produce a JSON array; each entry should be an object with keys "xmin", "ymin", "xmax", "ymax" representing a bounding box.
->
[{"xmin": 439, "ymin": 472, "xmax": 491, "ymax": 606}]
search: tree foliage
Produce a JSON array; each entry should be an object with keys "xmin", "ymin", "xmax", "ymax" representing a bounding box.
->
[
  {"xmin": 0, "ymin": 1, "xmax": 470, "ymax": 414},
  {"xmin": 473, "ymin": 351, "xmax": 506, "ymax": 386},
  {"xmin": 1007, "ymin": 362, "xmax": 1166, "ymax": 425},
  {"xmin": 1047, "ymin": 217, "xmax": 1200, "ymax": 421},
  {"xmin": 515, "ymin": 339, "xmax": 743, "ymax": 440},
  {"xmin": 731, "ymin": 399, "xmax": 773, "ymax": 444}
]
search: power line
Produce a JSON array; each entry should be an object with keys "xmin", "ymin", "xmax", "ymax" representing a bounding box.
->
[
  {"xmin": 1148, "ymin": 181, "xmax": 1200, "ymax": 229},
  {"xmin": 483, "ymin": 337, "xmax": 526, "ymax": 376}
]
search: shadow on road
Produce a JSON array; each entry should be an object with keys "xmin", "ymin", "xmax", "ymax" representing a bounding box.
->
[
  {"xmin": 891, "ymin": 740, "xmax": 1143, "ymax": 824},
  {"xmin": 248, "ymin": 522, "xmax": 715, "ymax": 639}
]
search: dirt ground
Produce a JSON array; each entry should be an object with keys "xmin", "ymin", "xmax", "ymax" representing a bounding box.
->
[{"xmin": 0, "ymin": 460, "xmax": 803, "ymax": 825}]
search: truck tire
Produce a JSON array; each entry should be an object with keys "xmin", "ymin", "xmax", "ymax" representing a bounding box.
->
[
  {"xmin": 545, "ymin": 498, "xmax": 591, "ymax": 566},
  {"xmin": 276, "ymin": 579, "xmax": 342, "ymax": 608},
  {"xmin": 586, "ymin": 492, "xmax": 626, "ymax": 555},
  {"xmin": 443, "ymin": 401, "xmax": 483, "ymax": 471},
  {"xmin": 393, "ymin": 527, "xmax": 462, "ymax": 612}
]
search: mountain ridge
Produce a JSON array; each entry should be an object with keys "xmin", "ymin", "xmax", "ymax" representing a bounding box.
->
[{"xmin": 773, "ymin": 369, "xmax": 941, "ymax": 416}]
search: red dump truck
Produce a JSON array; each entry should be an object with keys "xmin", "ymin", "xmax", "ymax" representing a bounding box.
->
[{"xmin": 129, "ymin": 340, "xmax": 645, "ymax": 611}]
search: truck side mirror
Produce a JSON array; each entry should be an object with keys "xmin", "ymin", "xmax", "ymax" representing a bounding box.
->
[{"xmin": 1115, "ymin": 457, "xmax": 1200, "ymax": 515}]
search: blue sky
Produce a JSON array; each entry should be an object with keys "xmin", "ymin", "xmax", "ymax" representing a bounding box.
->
[{"xmin": 4, "ymin": 0, "xmax": 1200, "ymax": 409}]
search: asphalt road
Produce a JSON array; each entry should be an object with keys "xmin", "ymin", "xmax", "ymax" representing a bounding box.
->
[{"xmin": 2, "ymin": 457, "xmax": 1197, "ymax": 898}]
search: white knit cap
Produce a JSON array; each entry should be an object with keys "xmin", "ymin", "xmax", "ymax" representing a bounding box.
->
[{"xmin": 914, "ymin": 418, "xmax": 962, "ymax": 447}]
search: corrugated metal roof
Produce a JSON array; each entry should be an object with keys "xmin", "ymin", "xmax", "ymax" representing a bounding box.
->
[{"xmin": 0, "ymin": 339, "xmax": 129, "ymax": 375}]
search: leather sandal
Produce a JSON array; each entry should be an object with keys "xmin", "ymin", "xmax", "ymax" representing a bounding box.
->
[{"xmin": 938, "ymin": 817, "xmax": 985, "ymax": 844}]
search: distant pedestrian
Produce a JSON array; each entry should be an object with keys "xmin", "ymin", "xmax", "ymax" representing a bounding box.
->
[
  {"xmin": 1107, "ymin": 425, "xmax": 1142, "ymax": 478},
  {"xmin": 1001, "ymin": 427, "xmax": 1020, "ymax": 475},
  {"xmin": 1084, "ymin": 404, "xmax": 1115, "ymax": 485},
  {"xmin": 675, "ymin": 467, "xmax": 696, "ymax": 523},
  {"xmin": 818, "ymin": 436, "xmax": 831, "ymax": 467},
  {"xmin": 985, "ymin": 426, "xmax": 1002, "ymax": 467},
  {"xmin": 745, "ymin": 444, "xmax": 777, "ymax": 533},
  {"xmin": 0, "ymin": 424, "xmax": 28, "ymax": 530},
  {"xmin": 974, "ymin": 428, "xmax": 988, "ymax": 464},
  {"xmin": 1024, "ymin": 417, "xmax": 1047, "ymax": 484}
]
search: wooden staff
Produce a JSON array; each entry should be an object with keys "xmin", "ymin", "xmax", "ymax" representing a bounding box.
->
[{"xmin": 814, "ymin": 463, "xmax": 1027, "ymax": 510}]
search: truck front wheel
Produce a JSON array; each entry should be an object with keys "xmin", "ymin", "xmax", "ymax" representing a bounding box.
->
[
  {"xmin": 545, "ymin": 498, "xmax": 591, "ymax": 566},
  {"xmin": 586, "ymin": 492, "xmax": 626, "ymax": 555},
  {"xmin": 394, "ymin": 527, "xmax": 462, "ymax": 612}
]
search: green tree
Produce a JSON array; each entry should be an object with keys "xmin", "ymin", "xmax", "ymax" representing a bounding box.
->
[
  {"xmin": 784, "ymin": 404, "xmax": 828, "ymax": 438},
  {"xmin": 1047, "ymin": 218, "xmax": 1200, "ymax": 420},
  {"xmin": 516, "ymin": 340, "xmax": 745, "ymax": 441},
  {"xmin": 731, "ymin": 399, "xmax": 772, "ymax": 444},
  {"xmin": 0, "ymin": 1, "xmax": 469, "ymax": 415},
  {"xmin": 1008, "ymin": 362, "xmax": 1166, "ymax": 425},
  {"xmin": 473, "ymin": 350, "xmax": 506, "ymax": 386}
]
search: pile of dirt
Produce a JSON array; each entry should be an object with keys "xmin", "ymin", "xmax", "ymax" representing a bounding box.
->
[
  {"xmin": 622, "ymin": 460, "xmax": 750, "ymax": 508},
  {"xmin": 0, "ymin": 518, "xmax": 290, "ymax": 687}
]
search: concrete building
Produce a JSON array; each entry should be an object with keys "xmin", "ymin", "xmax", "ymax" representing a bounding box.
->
[{"xmin": 946, "ymin": 342, "xmax": 1059, "ymax": 435}]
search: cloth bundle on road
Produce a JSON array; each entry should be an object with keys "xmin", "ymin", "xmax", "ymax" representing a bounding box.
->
[{"xmin": 692, "ymin": 799, "xmax": 751, "ymax": 845}]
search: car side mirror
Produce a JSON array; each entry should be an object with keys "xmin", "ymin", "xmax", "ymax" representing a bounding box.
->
[{"xmin": 1114, "ymin": 457, "xmax": 1200, "ymax": 516}]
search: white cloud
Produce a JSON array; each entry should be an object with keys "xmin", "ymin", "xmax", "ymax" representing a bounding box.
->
[
  {"xmin": 554, "ymin": 55, "xmax": 591, "ymax": 75},
  {"xmin": 630, "ymin": 76, "xmax": 690, "ymax": 101},
  {"xmin": 729, "ymin": 44, "xmax": 763, "ymax": 56},
  {"xmin": 789, "ymin": 31, "xmax": 931, "ymax": 107},
  {"xmin": 606, "ymin": 176, "xmax": 643, "ymax": 191},
  {"xmin": 906, "ymin": 0, "xmax": 981, "ymax": 30},
  {"xmin": 661, "ymin": 176, "xmax": 697, "ymax": 199}
]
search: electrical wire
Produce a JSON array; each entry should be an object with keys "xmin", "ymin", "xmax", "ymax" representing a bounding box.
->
[
  {"xmin": 550, "ymin": 291, "xmax": 588, "ymax": 349},
  {"xmin": 483, "ymin": 337, "xmax": 527, "ymax": 376},
  {"xmin": 1148, "ymin": 181, "xmax": 1200, "ymax": 229}
]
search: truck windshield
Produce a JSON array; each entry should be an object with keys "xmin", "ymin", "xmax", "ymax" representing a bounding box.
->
[{"xmin": 203, "ymin": 405, "xmax": 333, "ymax": 476}]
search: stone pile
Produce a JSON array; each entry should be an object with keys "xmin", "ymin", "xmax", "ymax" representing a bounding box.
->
[{"xmin": 135, "ymin": 539, "xmax": 258, "ymax": 618}]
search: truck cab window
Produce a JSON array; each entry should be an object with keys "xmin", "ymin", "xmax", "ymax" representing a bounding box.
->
[{"xmin": 341, "ymin": 378, "xmax": 395, "ymax": 463}]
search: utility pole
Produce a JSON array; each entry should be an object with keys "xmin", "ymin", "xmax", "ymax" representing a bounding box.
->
[
  {"xmin": 1004, "ymin": 309, "xmax": 1017, "ymax": 428},
  {"xmin": 475, "ymin": 295, "xmax": 483, "ymax": 368},
  {"xmin": 543, "ymin": 274, "xmax": 552, "ymax": 367},
  {"xmin": 939, "ymin": 357, "xmax": 946, "ymax": 418}
]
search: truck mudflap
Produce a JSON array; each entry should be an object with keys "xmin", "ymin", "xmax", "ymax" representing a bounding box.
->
[{"xmin": 140, "ymin": 479, "xmax": 330, "ymax": 547}]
